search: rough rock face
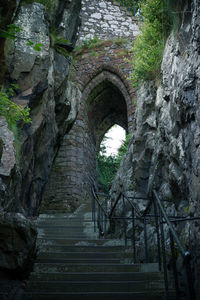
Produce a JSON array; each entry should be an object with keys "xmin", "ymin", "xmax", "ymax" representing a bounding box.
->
[
  {"xmin": 0, "ymin": 117, "xmax": 20, "ymax": 212},
  {"xmin": 0, "ymin": 0, "xmax": 81, "ymax": 283},
  {"xmin": 0, "ymin": 117, "xmax": 15, "ymax": 178},
  {"xmin": 2, "ymin": 0, "xmax": 81, "ymax": 215},
  {"xmin": 0, "ymin": 213, "xmax": 37, "ymax": 275},
  {"xmin": 110, "ymin": 0, "xmax": 200, "ymax": 296}
]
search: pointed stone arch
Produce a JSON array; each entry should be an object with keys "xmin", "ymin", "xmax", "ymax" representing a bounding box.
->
[
  {"xmin": 42, "ymin": 65, "xmax": 136, "ymax": 212},
  {"xmin": 80, "ymin": 65, "xmax": 135, "ymax": 133}
]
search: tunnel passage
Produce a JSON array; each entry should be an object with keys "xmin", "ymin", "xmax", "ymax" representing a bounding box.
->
[{"xmin": 41, "ymin": 68, "xmax": 135, "ymax": 213}]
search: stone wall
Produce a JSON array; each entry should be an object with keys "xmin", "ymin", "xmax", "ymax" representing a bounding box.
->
[
  {"xmin": 41, "ymin": 0, "xmax": 139, "ymax": 212},
  {"xmin": 78, "ymin": 0, "xmax": 139, "ymax": 43},
  {"xmin": 42, "ymin": 40, "xmax": 136, "ymax": 212},
  {"xmin": 1, "ymin": 0, "xmax": 81, "ymax": 215},
  {"xmin": 110, "ymin": 0, "xmax": 200, "ymax": 297},
  {"xmin": 0, "ymin": 0, "xmax": 81, "ymax": 286}
]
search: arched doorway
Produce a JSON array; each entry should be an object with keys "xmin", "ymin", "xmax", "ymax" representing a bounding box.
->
[
  {"xmin": 41, "ymin": 69, "xmax": 135, "ymax": 212},
  {"xmin": 98, "ymin": 125, "xmax": 126, "ymax": 192}
]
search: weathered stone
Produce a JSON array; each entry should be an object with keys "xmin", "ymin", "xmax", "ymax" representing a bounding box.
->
[
  {"xmin": 0, "ymin": 212, "xmax": 37, "ymax": 275},
  {"xmin": 78, "ymin": 0, "xmax": 139, "ymax": 43},
  {"xmin": 1, "ymin": 1, "xmax": 81, "ymax": 216},
  {"xmin": 110, "ymin": 0, "xmax": 200, "ymax": 296},
  {"xmin": 0, "ymin": 117, "xmax": 15, "ymax": 177}
]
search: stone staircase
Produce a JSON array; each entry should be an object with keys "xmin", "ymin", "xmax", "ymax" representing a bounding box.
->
[{"xmin": 22, "ymin": 204, "xmax": 175, "ymax": 300}]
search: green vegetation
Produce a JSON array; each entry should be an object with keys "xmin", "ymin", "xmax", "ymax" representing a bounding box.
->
[
  {"xmin": 0, "ymin": 86, "xmax": 31, "ymax": 164},
  {"xmin": 130, "ymin": 0, "xmax": 186, "ymax": 87},
  {"xmin": 89, "ymin": 51, "xmax": 99, "ymax": 57},
  {"xmin": 98, "ymin": 134, "xmax": 131, "ymax": 192},
  {"xmin": 98, "ymin": 154, "xmax": 119, "ymax": 192},
  {"xmin": 0, "ymin": 86, "xmax": 31, "ymax": 126},
  {"xmin": 74, "ymin": 36, "xmax": 130, "ymax": 59},
  {"xmin": 130, "ymin": 0, "xmax": 168, "ymax": 86},
  {"xmin": 113, "ymin": 37, "xmax": 129, "ymax": 46},
  {"xmin": 0, "ymin": 24, "xmax": 44, "ymax": 51},
  {"xmin": 74, "ymin": 35, "xmax": 102, "ymax": 53},
  {"xmin": 50, "ymin": 29, "xmax": 70, "ymax": 57}
]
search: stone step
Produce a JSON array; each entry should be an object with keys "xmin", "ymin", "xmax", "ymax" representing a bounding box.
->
[
  {"xmin": 36, "ymin": 258, "xmax": 121, "ymax": 264},
  {"xmin": 37, "ymin": 238, "xmax": 130, "ymax": 246},
  {"xmin": 38, "ymin": 233, "xmax": 87, "ymax": 239},
  {"xmin": 22, "ymin": 291, "xmax": 176, "ymax": 300},
  {"xmin": 34, "ymin": 263, "xmax": 142, "ymax": 273},
  {"xmin": 25, "ymin": 280, "xmax": 166, "ymax": 293},
  {"xmin": 23, "ymin": 211, "xmax": 175, "ymax": 300},
  {"xmin": 37, "ymin": 217, "xmax": 92, "ymax": 223},
  {"xmin": 38, "ymin": 251, "xmax": 132, "ymax": 260},
  {"xmin": 37, "ymin": 245, "xmax": 131, "ymax": 253},
  {"xmin": 29, "ymin": 271, "xmax": 163, "ymax": 282},
  {"xmin": 37, "ymin": 225, "xmax": 85, "ymax": 231},
  {"xmin": 38, "ymin": 231, "xmax": 86, "ymax": 236}
]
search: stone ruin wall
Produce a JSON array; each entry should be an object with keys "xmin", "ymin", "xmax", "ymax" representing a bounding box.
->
[
  {"xmin": 78, "ymin": 0, "xmax": 140, "ymax": 43},
  {"xmin": 41, "ymin": 0, "xmax": 139, "ymax": 212}
]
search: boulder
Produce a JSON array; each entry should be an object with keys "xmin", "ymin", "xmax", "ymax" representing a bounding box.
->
[{"xmin": 0, "ymin": 212, "xmax": 37, "ymax": 277}]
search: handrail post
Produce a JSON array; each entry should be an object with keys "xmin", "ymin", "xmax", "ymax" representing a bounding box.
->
[
  {"xmin": 104, "ymin": 211, "xmax": 107, "ymax": 239},
  {"xmin": 184, "ymin": 255, "xmax": 196, "ymax": 300},
  {"xmin": 133, "ymin": 0, "xmax": 136, "ymax": 15},
  {"xmin": 153, "ymin": 198, "xmax": 161, "ymax": 271},
  {"xmin": 100, "ymin": 206, "xmax": 103, "ymax": 237},
  {"xmin": 131, "ymin": 207, "xmax": 136, "ymax": 263},
  {"xmin": 169, "ymin": 231, "xmax": 180, "ymax": 300},
  {"xmin": 153, "ymin": 190, "xmax": 186, "ymax": 256},
  {"xmin": 153, "ymin": 190, "xmax": 196, "ymax": 300},
  {"xmin": 160, "ymin": 210, "xmax": 169, "ymax": 300},
  {"xmin": 98, "ymin": 203, "xmax": 100, "ymax": 237},
  {"xmin": 144, "ymin": 216, "xmax": 148, "ymax": 263},
  {"xmin": 92, "ymin": 192, "xmax": 96, "ymax": 232},
  {"xmin": 122, "ymin": 194, "xmax": 127, "ymax": 246}
]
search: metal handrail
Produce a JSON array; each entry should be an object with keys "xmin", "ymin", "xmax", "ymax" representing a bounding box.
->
[
  {"xmin": 92, "ymin": 188, "xmax": 108, "ymax": 217},
  {"xmin": 152, "ymin": 190, "xmax": 188, "ymax": 258},
  {"xmin": 91, "ymin": 185, "xmax": 198, "ymax": 300},
  {"xmin": 149, "ymin": 189, "xmax": 196, "ymax": 300}
]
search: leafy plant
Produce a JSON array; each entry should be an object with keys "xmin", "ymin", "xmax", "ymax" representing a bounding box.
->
[
  {"xmin": 98, "ymin": 154, "xmax": 119, "ymax": 192},
  {"xmin": 0, "ymin": 86, "xmax": 31, "ymax": 125},
  {"xmin": 98, "ymin": 133, "xmax": 131, "ymax": 192},
  {"xmin": 0, "ymin": 24, "xmax": 44, "ymax": 51},
  {"xmin": 130, "ymin": 0, "xmax": 171, "ymax": 86},
  {"xmin": 50, "ymin": 29, "xmax": 71, "ymax": 57},
  {"xmin": 130, "ymin": 0, "xmax": 186, "ymax": 87},
  {"xmin": 0, "ymin": 24, "xmax": 22, "ymax": 39},
  {"xmin": 0, "ymin": 86, "xmax": 31, "ymax": 164},
  {"xmin": 74, "ymin": 35, "xmax": 101, "ymax": 52}
]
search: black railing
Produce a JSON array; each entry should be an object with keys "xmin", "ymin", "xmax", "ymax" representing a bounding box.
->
[{"xmin": 91, "ymin": 186, "xmax": 199, "ymax": 300}]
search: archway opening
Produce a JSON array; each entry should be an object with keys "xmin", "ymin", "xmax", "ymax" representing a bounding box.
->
[
  {"xmin": 98, "ymin": 125, "xmax": 128, "ymax": 192},
  {"xmin": 84, "ymin": 78, "xmax": 129, "ymax": 191},
  {"xmin": 100, "ymin": 125, "xmax": 126, "ymax": 156},
  {"xmin": 41, "ymin": 69, "xmax": 135, "ymax": 212}
]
